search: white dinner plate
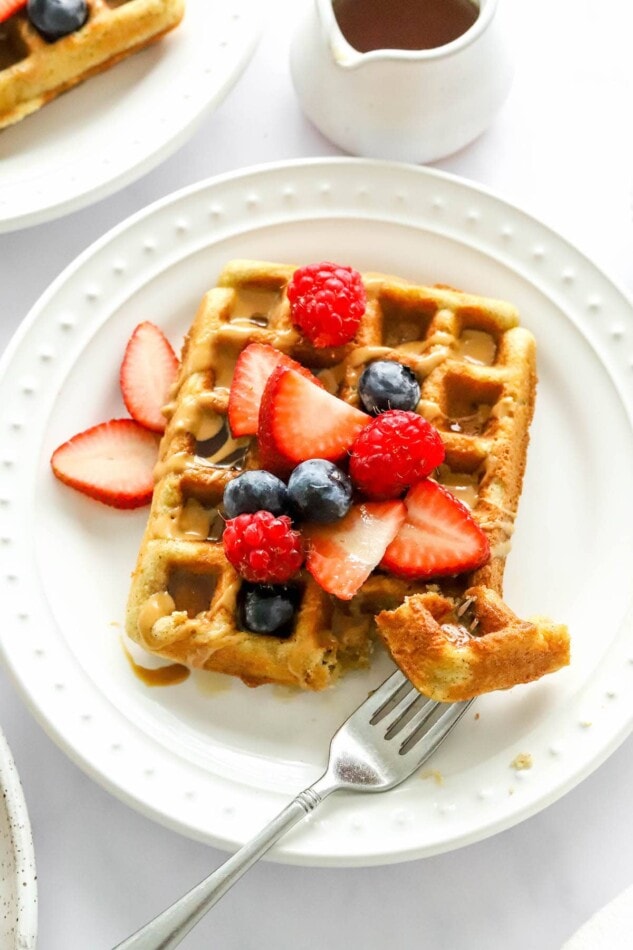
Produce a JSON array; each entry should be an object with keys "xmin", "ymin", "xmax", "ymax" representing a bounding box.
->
[
  {"xmin": 1, "ymin": 158, "xmax": 633, "ymax": 867},
  {"xmin": 0, "ymin": 0, "xmax": 261, "ymax": 233},
  {"xmin": 0, "ymin": 728, "xmax": 37, "ymax": 949},
  {"xmin": 562, "ymin": 883, "xmax": 633, "ymax": 949}
]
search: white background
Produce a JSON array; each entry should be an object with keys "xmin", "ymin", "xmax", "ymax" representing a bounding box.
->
[{"xmin": 1, "ymin": 0, "xmax": 633, "ymax": 947}]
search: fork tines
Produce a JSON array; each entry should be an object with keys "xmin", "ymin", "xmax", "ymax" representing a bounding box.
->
[{"xmin": 367, "ymin": 669, "xmax": 472, "ymax": 757}]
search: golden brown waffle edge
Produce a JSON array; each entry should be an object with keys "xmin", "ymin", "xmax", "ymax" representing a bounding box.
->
[
  {"xmin": 0, "ymin": 0, "xmax": 185, "ymax": 129},
  {"xmin": 125, "ymin": 258, "xmax": 570, "ymax": 696}
]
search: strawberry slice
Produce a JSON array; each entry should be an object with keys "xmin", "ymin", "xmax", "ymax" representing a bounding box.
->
[
  {"xmin": 0, "ymin": 0, "xmax": 26, "ymax": 24},
  {"xmin": 120, "ymin": 322, "xmax": 179, "ymax": 433},
  {"xmin": 258, "ymin": 366, "xmax": 370, "ymax": 472},
  {"xmin": 304, "ymin": 501, "xmax": 407, "ymax": 600},
  {"xmin": 381, "ymin": 480, "xmax": 490, "ymax": 579},
  {"xmin": 227, "ymin": 343, "xmax": 320, "ymax": 437},
  {"xmin": 51, "ymin": 419, "xmax": 160, "ymax": 509}
]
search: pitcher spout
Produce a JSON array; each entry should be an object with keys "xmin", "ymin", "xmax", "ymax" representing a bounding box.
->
[{"xmin": 316, "ymin": 0, "xmax": 365, "ymax": 68}]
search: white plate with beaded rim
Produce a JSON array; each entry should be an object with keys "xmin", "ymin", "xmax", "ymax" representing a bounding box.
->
[
  {"xmin": 0, "ymin": 0, "xmax": 261, "ymax": 233},
  {"xmin": 1, "ymin": 157, "xmax": 633, "ymax": 867},
  {"xmin": 0, "ymin": 728, "xmax": 37, "ymax": 949}
]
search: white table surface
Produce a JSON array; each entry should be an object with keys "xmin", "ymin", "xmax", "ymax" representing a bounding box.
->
[{"xmin": 2, "ymin": 1, "xmax": 633, "ymax": 947}]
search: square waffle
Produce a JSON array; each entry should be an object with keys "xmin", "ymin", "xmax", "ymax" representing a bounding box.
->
[
  {"xmin": 0, "ymin": 0, "xmax": 184, "ymax": 129},
  {"xmin": 125, "ymin": 259, "xmax": 569, "ymax": 697}
]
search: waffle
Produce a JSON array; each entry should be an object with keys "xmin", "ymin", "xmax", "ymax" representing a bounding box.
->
[
  {"xmin": 125, "ymin": 259, "xmax": 569, "ymax": 696},
  {"xmin": 0, "ymin": 0, "xmax": 184, "ymax": 129}
]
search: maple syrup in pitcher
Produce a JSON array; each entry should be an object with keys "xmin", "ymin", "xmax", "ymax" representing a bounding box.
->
[{"xmin": 333, "ymin": 0, "xmax": 479, "ymax": 52}]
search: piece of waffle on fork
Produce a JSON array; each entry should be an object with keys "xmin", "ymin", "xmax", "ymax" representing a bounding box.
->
[
  {"xmin": 125, "ymin": 259, "xmax": 569, "ymax": 698},
  {"xmin": 0, "ymin": 0, "xmax": 184, "ymax": 130}
]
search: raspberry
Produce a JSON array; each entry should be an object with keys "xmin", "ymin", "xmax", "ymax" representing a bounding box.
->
[
  {"xmin": 223, "ymin": 510, "xmax": 305, "ymax": 583},
  {"xmin": 287, "ymin": 262, "xmax": 366, "ymax": 347},
  {"xmin": 349, "ymin": 410, "xmax": 445, "ymax": 500}
]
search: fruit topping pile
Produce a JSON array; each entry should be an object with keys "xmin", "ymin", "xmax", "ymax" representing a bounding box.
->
[
  {"xmin": 50, "ymin": 261, "xmax": 491, "ymax": 643},
  {"xmin": 223, "ymin": 261, "xmax": 491, "ymax": 636},
  {"xmin": 51, "ymin": 321, "xmax": 178, "ymax": 509},
  {"xmin": 1, "ymin": 0, "xmax": 88, "ymax": 40}
]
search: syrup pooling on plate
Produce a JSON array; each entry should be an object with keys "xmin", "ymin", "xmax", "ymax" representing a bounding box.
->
[{"xmin": 122, "ymin": 641, "xmax": 190, "ymax": 687}]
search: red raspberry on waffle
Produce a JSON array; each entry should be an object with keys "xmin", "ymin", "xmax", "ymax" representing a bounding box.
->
[
  {"xmin": 349, "ymin": 410, "xmax": 445, "ymax": 499},
  {"xmin": 287, "ymin": 261, "xmax": 366, "ymax": 347},
  {"xmin": 223, "ymin": 511, "xmax": 305, "ymax": 584}
]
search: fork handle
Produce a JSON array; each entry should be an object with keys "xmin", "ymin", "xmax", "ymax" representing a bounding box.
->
[{"xmin": 113, "ymin": 783, "xmax": 334, "ymax": 950}]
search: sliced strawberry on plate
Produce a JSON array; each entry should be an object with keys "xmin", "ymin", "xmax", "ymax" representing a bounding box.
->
[
  {"xmin": 50, "ymin": 419, "xmax": 160, "ymax": 509},
  {"xmin": 258, "ymin": 366, "xmax": 370, "ymax": 473},
  {"xmin": 120, "ymin": 322, "xmax": 179, "ymax": 433},
  {"xmin": 0, "ymin": 0, "xmax": 26, "ymax": 24},
  {"xmin": 304, "ymin": 500, "xmax": 407, "ymax": 600},
  {"xmin": 227, "ymin": 342, "xmax": 320, "ymax": 437},
  {"xmin": 381, "ymin": 479, "xmax": 490, "ymax": 579}
]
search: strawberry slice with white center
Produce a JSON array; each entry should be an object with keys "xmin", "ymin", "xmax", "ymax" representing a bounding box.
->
[
  {"xmin": 258, "ymin": 366, "xmax": 370, "ymax": 472},
  {"xmin": 51, "ymin": 419, "xmax": 160, "ymax": 509},
  {"xmin": 0, "ymin": 0, "xmax": 26, "ymax": 24},
  {"xmin": 120, "ymin": 322, "xmax": 179, "ymax": 433},
  {"xmin": 381, "ymin": 479, "xmax": 490, "ymax": 579},
  {"xmin": 304, "ymin": 501, "xmax": 407, "ymax": 600},
  {"xmin": 227, "ymin": 342, "xmax": 320, "ymax": 437}
]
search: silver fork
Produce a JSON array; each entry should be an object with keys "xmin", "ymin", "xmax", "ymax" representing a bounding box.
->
[{"xmin": 114, "ymin": 671, "xmax": 473, "ymax": 950}]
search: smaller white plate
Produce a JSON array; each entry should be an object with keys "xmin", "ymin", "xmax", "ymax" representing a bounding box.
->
[
  {"xmin": 0, "ymin": 0, "xmax": 261, "ymax": 233},
  {"xmin": 0, "ymin": 728, "xmax": 37, "ymax": 950}
]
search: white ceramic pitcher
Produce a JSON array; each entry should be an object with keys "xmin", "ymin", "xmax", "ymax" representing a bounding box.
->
[{"xmin": 290, "ymin": 0, "xmax": 513, "ymax": 163}]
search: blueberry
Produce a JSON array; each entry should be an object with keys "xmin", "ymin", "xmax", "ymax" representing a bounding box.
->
[
  {"xmin": 223, "ymin": 470, "xmax": 289, "ymax": 519},
  {"xmin": 240, "ymin": 583, "xmax": 298, "ymax": 636},
  {"xmin": 27, "ymin": 0, "xmax": 88, "ymax": 41},
  {"xmin": 288, "ymin": 459, "xmax": 353, "ymax": 523},
  {"xmin": 358, "ymin": 360, "xmax": 421, "ymax": 414}
]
